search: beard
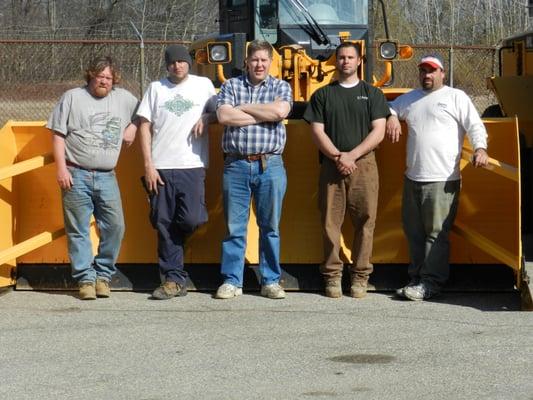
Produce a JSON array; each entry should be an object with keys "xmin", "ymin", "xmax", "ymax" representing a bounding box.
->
[
  {"xmin": 422, "ymin": 80, "xmax": 433, "ymax": 90},
  {"xmin": 93, "ymin": 85, "xmax": 111, "ymax": 97}
]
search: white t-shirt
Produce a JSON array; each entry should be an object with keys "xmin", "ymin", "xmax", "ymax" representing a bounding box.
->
[
  {"xmin": 390, "ymin": 86, "xmax": 488, "ymax": 182},
  {"xmin": 137, "ymin": 75, "xmax": 216, "ymax": 169}
]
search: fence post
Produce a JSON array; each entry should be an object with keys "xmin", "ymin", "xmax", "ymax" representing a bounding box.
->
[
  {"xmin": 493, "ymin": 46, "xmax": 498, "ymax": 77},
  {"xmin": 449, "ymin": 45, "xmax": 454, "ymax": 88},
  {"xmin": 130, "ymin": 22, "xmax": 145, "ymax": 97}
]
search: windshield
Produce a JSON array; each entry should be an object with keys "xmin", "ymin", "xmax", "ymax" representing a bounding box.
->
[{"xmin": 279, "ymin": 0, "xmax": 368, "ymax": 25}]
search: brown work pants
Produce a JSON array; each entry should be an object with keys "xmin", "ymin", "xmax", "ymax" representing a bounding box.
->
[{"xmin": 318, "ymin": 152, "xmax": 379, "ymax": 282}]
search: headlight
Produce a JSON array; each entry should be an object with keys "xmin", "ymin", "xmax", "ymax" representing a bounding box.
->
[
  {"xmin": 207, "ymin": 42, "xmax": 232, "ymax": 63},
  {"xmin": 379, "ymin": 41, "xmax": 397, "ymax": 60},
  {"xmin": 210, "ymin": 45, "xmax": 227, "ymax": 61}
]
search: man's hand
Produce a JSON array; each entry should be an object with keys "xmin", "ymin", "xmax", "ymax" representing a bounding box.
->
[
  {"xmin": 234, "ymin": 104, "xmax": 264, "ymax": 123},
  {"xmin": 217, "ymin": 104, "xmax": 259, "ymax": 126},
  {"xmin": 191, "ymin": 114, "xmax": 208, "ymax": 138},
  {"xmin": 122, "ymin": 122, "xmax": 137, "ymax": 148},
  {"xmin": 336, "ymin": 152, "xmax": 357, "ymax": 176},
  {"xmin": 144, "ymin": 166, "xmax": 164, "ymax": 194},
  {"xmin": 386, "ymin": 115, "xmax": 402, "ymax": 143},
  {"xmin": 472, "ymin": 148, "xmax": 489, "ymax": 168},
  {"xmin": 57, "ymin": 167, "xmax": 73, "ymax": 190}
]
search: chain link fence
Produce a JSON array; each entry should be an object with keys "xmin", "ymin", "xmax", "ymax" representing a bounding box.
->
[
  {"xmin": 373, "ymin": 44, "xmax": 498, "ymax": 115},
  {"xmin": 0, "ymin": 40, "xmax": 498, "ymax": 126},
  {"xmin": 0, "ymin": 40, "xmax": 187, "ymax": 126}
]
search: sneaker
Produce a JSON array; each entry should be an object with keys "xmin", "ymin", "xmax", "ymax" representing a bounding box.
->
[
  {"xmin": 325, "ymin": 279, "xmax": 342, "ymax": 298},
  {"xmin": 215, "ymin": 283, "xmax": 243, "ymax": 299},
  {"xmin": 95, "ymin": 279, "xmax": 111, "ymax": 298},
  {"xmin": 260, "ymin": 283, "xmax": 286, "ymax": 299},
  {"xmin": 395, "ymin": 286, "xmax": 407, "ymax": 298},
  {"xmin": 404, "ymin": 282, "xmax": 439, "ymax": 301},
  {"xmin": 151, "ymin": 281, "xmax": 187, "ymax": 300},
  {"xmin": 350, "ymin": 281, "xmax": 367, "ymax": 299},
  {"xmin": 79, "ymin": 282, "xmax": 96, "ymax": 300},
  {"xmin": 395, "ymin": 279, "xmax": 420, "ymax": 298}
]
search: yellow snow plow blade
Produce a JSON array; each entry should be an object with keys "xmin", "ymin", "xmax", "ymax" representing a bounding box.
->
[
  {"xmin": 0, "ymin": 118, "xmax": 522, "ymax": 288},
  {"xmin": 453, "ymin": 118, "xmax": 521, "ymax": 277}
]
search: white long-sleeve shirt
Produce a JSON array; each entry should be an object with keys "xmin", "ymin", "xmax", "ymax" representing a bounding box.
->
[{"xmin": 390, "ymin": 85, "xmax": 487, "ymax": 182}]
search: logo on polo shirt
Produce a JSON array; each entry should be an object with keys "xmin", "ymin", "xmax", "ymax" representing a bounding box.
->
[{"xmin": 356, "ymin": 96, "xmax": 369, "ymax": 100}]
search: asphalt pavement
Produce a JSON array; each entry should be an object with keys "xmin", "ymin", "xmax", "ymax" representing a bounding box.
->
[{"xmin": 0, "ymin": 289, "xmax": 532, "ymax": 400}]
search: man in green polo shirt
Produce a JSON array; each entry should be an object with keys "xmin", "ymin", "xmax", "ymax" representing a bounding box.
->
[{"xmin": 304, "ymin": 42, "xmax": 390, "ymax": 299}]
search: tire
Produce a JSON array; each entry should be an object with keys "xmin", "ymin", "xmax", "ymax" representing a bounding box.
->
[{"xmin": 481, "ymin": 104, "xmax": 504, "ymax": 118}]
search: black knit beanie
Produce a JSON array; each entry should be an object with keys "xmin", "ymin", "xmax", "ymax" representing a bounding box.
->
[{"xmin": 165, "ymin": 45, "xmax": 192, "ymax": 67}]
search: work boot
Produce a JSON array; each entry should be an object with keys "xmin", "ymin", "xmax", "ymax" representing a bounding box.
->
[
  {"xmin": 350, "ymin": 280, "xmax": 368, "ymax": 299},
  {"xmin": 79, "ymin": 282, "xmax": 96, "ymax": 300},
  {"xmin": 324, "ymin": 279, "xmax": 342, "ymax": 298},
  {"xmin": 151, "ymin": 281, "xmax": 187, "ymax": 300},
  {"xmin": 95, "ymin": 279, "xmax": 111, "ymax": 298}
]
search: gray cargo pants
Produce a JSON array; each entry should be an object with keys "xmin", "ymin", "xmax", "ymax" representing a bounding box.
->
[{"xmin": 402, "ymin": 177, "xmax": 460, "ymax": 290}]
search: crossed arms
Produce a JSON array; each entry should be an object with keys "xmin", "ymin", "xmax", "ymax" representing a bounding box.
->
[{"xmin": 217, "ymin": 98, "xmax": 291, "ymax": 126}]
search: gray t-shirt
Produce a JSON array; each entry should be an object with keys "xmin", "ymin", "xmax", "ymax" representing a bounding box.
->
[{"xmin": 47, "ymin": 86, "xmax": 138, "ymax": 170}]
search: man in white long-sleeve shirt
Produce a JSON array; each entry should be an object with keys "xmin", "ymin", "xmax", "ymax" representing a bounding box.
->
[{"xmin": 386, "ymin": 54, "xmax": 489, "ymax": 301}]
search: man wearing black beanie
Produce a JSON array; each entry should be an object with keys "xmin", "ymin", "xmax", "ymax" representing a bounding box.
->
[
  {"xmin": 137, "ymin": 44, "xmax": 217, "ymax": 300},
  {"xmin": 164, "ymin": 44, "xmax": 192, "ymax": 67}
]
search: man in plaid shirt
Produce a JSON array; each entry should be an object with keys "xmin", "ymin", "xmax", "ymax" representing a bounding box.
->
[{"xmin": 215, "ymin": 40, "xmax": 293, "ymax": 300}]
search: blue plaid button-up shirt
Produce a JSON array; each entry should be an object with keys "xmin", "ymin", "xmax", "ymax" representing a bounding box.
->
[{"xmin": 217, "ymin": 74, "xmax": 293, "ymax": 155}]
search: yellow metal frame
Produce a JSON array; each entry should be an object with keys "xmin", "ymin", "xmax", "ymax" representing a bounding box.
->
[
  {"xmin": 454, "ymin": 118, "xmax": 522, "ymax": 281},
  {"xmin": 0, "ymin": 118, "xmax": 523, "ymax": 288},
  {"xmin": 0, "ymin": 121, "xmax": 99, "ymax": 287},
  {"xmin": 206, "ymin": 37, "xmax": 401, "ymax": 103}
]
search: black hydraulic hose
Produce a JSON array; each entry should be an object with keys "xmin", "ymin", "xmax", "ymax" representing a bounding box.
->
[{"xmin": 377, "ymin": 0, "xmax": 390, "ymax": 39}]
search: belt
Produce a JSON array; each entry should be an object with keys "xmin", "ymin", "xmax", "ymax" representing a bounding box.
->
[
  {"xmin": 66, "ymin": 160, "xmax": 113, "ymax": 173},
  {"xmin": 225, "ymin": 153, "xmax": 275, "ymax": 171},
  {"xmin": 226, "ymin": 153, "xmax": 273, "ymax": 162}
]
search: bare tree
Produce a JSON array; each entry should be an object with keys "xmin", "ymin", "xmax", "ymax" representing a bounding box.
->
[
  {"xmin": 376, "ymin": 0, "xmax": 529, "ymax": 45},
  {"xmin": 0, "ymin": 0, "xmax": 218, "ymax": 40}
]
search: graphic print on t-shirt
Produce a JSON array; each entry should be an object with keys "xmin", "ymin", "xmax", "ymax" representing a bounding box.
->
[
  {"xmin": 163, "ymin": 93, "xmax": 197, "ymax": 117},
  {"xmin": 87, "ymin": 112, "xmax": 122, "ymax": 150}
]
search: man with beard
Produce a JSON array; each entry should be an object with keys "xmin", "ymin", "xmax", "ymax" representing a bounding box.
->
[
  {"xmin": 48, "ymin": 56, "xmax": 139, "ymax": 300},
  {"xmin": 303, "ymin": 42, "xmax": 390, "ymax": 299},
  {"xmin": 137, "ymin": 45, "xmax": 217, "ymax": 300},
  {"xmin": 386, "ymin": 54, "xmax": 489, "ymax": 301}
]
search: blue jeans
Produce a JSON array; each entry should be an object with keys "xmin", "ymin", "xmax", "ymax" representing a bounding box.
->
[
  {"xmin": 62, "ymin": 166, "xmax": 125, "ymax": 283},
  {"xmin": 221, "ymin": 154, "xmax": 287, "ymax": 287},
  {"xmin": 402, "ymin": 177, "xmax": 460, "ymax": 289}
]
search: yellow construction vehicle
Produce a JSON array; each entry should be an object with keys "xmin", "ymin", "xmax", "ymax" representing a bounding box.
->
[
  {"xmin": 483, "ymin": 29, "xmax": 533, "ymax": 308},
  {"xmin": 190, "ymin": 0, "xmax": 413, "ymax": 102},
  {"xmin": 0, "ymin": 1, "xmax": 528, "ymax": 308}
]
